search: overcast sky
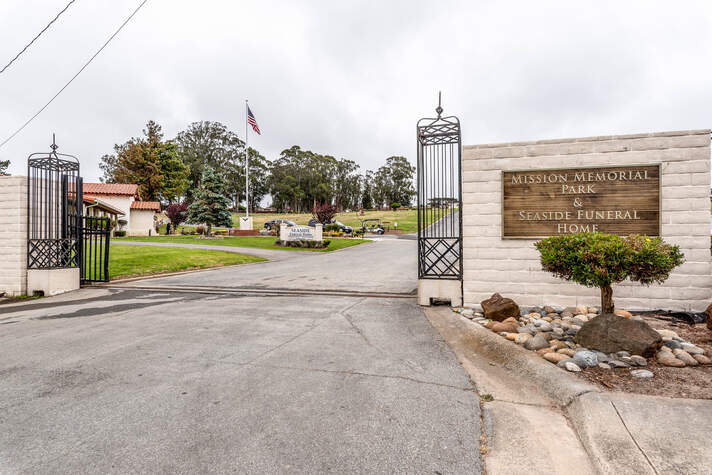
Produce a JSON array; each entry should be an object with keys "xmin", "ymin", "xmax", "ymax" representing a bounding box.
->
[{"xmin": 1, "ymin": 0, "xmax": 711, "ymax": 182}]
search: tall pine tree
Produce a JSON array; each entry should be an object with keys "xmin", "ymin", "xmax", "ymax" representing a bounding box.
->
[{"xmin": 187, "ymin": 167, "xmax": 233, "ymax": 235}]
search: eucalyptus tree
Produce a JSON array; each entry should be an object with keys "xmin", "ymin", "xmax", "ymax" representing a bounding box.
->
[
  {"xmin": 175, "ymin": 120, "xmax": 269, "ymax": 208},
  {"xmin": 371, "ymin": 156, "xmax": 416, "ymax": 208}
]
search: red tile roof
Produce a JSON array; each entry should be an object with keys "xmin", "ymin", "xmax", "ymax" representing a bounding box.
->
[
  {"xmin": 130, "ymin": 201, "xmax": 161, "ymax": 211},
  {"xmin": 84, "ymin": 183, "xmax": 139, "ymax": 197}
]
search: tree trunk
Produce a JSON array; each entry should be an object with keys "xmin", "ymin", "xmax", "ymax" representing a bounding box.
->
[
  {"xmin": 600, "ymin": 285, "xmax": 614, "ymax": 314},
  {"xmin": 207, "ymin": 224, "xmax": 212, "ymax": 236}
]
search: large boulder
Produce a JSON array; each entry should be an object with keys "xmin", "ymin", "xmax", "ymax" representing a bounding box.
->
[
  {"xmin": 480, "ymin": 293, "xmax": 520, "ymax": 322},
  {"xmin": 575, "ymin": 313, "xmax": 662, "ymax": 357},
  {"xmin": 705, "ymin": 303, "xmax": 712, "ymax": 331}
]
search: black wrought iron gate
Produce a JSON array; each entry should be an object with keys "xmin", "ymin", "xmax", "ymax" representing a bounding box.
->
[
  {"xmin": 416, "ymin": 95, "xmax": 463, "ymax": 280},
  {"xmin": 80, "ymin": 216, "xmax": 111, "ymax": 282},
  {"xmin": 27, "ymin": 137, "xmax": 110, "ymax": 284}
]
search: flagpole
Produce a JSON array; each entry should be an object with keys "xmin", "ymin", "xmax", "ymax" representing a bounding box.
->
[{"xmin": 245, "ymin": 99, "xmax": 249, "ymax": 219}]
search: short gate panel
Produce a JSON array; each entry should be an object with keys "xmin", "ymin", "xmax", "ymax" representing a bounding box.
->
[{"xmin": 81, "ymin": 216, "xmax": 111, "ymax": 283}]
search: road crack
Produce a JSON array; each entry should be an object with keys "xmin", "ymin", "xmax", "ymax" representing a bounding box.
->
[
  {"xmin": 251, "ymin": 363, "xmax": 474, "ymax": 391},
  {"xmin": 338, "ymin": 297, "xmax": 383, "ymax": 352}
]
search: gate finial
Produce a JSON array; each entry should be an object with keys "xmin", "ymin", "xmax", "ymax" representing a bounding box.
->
[
  {"xmin": 436, "ymin": 91, "xmax": 443, "ymax": 118},
  {"xmin": 50, "ymin": 133, "xmax": 58, "ymax": 153}
]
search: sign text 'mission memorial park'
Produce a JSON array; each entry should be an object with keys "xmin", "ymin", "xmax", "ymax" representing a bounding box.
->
[{"xmin": 502, "ymin": 164, "xmax": 660, "ymax": 238}]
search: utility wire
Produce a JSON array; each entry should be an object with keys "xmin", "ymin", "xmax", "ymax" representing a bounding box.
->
[
  {"xmin": 0, "ymin": 0, "xmax": 149, "ymax": 150},
  {"xmin": 0, "ymin": 0, "xmax": 77, "ymax": 76}
]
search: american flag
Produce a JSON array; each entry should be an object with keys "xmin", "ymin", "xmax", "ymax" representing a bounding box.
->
[{"xmin": 247, "ymin": 106, "xmax": 261, "ymax": 135}]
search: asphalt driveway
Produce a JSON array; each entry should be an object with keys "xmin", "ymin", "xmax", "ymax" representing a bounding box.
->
[
  {"xmin": 0, "ymin": 240, "xmax": 481, "ymax": 474},
  {"xmin": 113, "ymin": 237, "xmax": 418, "ymax": 294}
]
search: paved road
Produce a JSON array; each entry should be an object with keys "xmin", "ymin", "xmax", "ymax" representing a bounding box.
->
[
  {"xmin": 115, "ymin": 238, "xmax": 418, "ymax": 295},
  {"xmin": 0, "ymin": 240, "xmax": 481, "ymax": 474}
]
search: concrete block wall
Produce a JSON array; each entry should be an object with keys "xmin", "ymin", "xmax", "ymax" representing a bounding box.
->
[
  {"xmin": 462, "ymin": 129, "xmax": 712, "ymax": 312},
  {"xmin": 0, "ymin": 176, "xmax": 28, "ymax": 297}
]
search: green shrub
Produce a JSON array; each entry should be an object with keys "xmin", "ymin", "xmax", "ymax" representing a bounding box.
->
[
  {"xmin": 535, "ymin": 233, "xmax": 684, "ymax": 313},
  {"xmin": 114, "ymin": 230, "xmax": 126, "ymax": 237},
  {"xmin": 353, "ymin": 229, "xmax": 364, "ymax": 237},
  {"xmin": 324, "ymin": 224, "xmax": 340, "ymax": 232},
  {"xmin": 214, "ymin": 229, "xmax": 227, "ymax": 236},
  {"xmin": 391, "ymin": 202, "xmax": 401, "ymax": 211}
]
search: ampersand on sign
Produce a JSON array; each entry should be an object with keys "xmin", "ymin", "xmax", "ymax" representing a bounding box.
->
[{"xmin": 573, "ymin": 198, "xmax": 583, "ymax": 208}]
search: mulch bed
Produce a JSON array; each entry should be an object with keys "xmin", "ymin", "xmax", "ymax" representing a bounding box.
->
[{"xmin": 577, "ymin": 315, "xmax": 712, "ymax": 399}]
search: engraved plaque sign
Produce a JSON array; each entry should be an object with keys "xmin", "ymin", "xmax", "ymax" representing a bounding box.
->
[{"xmin": 502, "ymin": 164, "xmax": 660, "ymax": 238}]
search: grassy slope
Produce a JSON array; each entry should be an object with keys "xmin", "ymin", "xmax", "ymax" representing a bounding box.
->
[
  {"xmin": 113, "ymin": 235, "xmax": 369, "ymax": 252},
  {"xmin": 232, "ymin": 209, "xmax": 423, "ymax": 233},
  {"xmin": 109, "ymin": 245, "xmax": 265, "ymax": 280}
]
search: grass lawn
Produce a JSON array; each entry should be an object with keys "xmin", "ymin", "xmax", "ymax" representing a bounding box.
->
[
  {"xmin": 108, "ymin": 244, "xmax": 265, "ymax": 280},
  {"xmin": 231, "ymin": 209, "xmax": 430, "ymax": 233},
  {"xmin": 161, "ymin": 209, "xmax": 452, "ymax": 235},
  {"xmin": 113, "ymin": 235, "xmax": 369, "ymax": 252}
]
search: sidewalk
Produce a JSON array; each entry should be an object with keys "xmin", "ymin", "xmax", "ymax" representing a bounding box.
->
[
  {"xmin": 569, "ymin": 391, "xmax": 712, "ymax": 474},
  {"xmin": 424, "ymin": 306, "xmax": 712, "ymax": 474}
]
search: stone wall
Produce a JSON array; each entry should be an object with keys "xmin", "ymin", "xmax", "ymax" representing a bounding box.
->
[
  {"xmin": 0, "ymin": 176, "xmax": 28, "ymax": 297},
  {"xmin": 462, "ymin": 129, "xmax": 711, "ymax": 311}
]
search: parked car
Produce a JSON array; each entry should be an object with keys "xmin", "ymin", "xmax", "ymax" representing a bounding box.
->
[
  {"xmin": 308, "ymin": 218, "xmax": 353, "ymax": 234},
  {"xmin": 331, "ymin": 220, "xmax": 354, "ymax": 234},
  {"xmin": 264, "ymin": 219, "xmax": 296, "ymax": 230}
]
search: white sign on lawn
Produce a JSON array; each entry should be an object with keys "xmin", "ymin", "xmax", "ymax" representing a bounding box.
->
[{"xmin": 280, "ymin": 224, "xmax": 323, "ymax": 241}]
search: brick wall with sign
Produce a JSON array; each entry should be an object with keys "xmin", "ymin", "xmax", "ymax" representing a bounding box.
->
[{"xmin": 462, "ymin": 129, "xmax": 711, "ymax": 311}]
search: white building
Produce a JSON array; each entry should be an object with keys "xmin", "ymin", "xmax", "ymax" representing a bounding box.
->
[{"xmin": 83, "ymin": 183, "xmax": 160, "ymax": 236}]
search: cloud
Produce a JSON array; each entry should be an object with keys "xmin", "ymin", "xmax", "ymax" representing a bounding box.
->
[{"xmin": 1, "ymin": 0, "xmax": 710, "ymax": 183}]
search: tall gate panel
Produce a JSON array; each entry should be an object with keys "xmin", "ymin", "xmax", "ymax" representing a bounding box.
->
[
  {"xmin": 27, "ymin": 138, "xmax": 81, "ymax": 270},
  {"xmin": 416, "ymin": 96, "xmax": 462, "ymax": 281},
  {"xmin": 27, "ymin": 136, "xmax": 111, "ymax": 286}
]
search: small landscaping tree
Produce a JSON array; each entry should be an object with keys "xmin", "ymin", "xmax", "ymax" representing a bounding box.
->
[
  {"xmin": 312, "ymin": 202, "xmax": 337, "ymax": 224},
  {"xmin": 391, "ymin": 202, "xmax": 401, "ymax": 212},
  {"xmin": 165, "ymin": 202, "xmax": 188, "ymax": 234},
  {"xmin": 187, "ymin": 167, "xmax": 232, "ymax": 235},
  {"xmin": 535, "ymin": 233, "xmax": 684, "ymax": 314}
]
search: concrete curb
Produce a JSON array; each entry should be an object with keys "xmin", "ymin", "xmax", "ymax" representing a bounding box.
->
[
  {"xmin": 424, "ymin": 307, "xmax": 598, "ymax": 474},
  {"xmin": 458, "ymin": 317, "xmax": 599, "ymax": 406},
  {"xmin": 430, "ymin": 308, "xmax": 712, "ymax": 475}
]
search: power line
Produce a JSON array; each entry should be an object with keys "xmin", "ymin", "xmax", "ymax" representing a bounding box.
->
[
  {"xmin": 0, "ymin": 0, "xmax": 77, "ymax": 76},
  {"xmin": 0, "ymin": 0, "xmax": 149, "ymax": 150}
]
